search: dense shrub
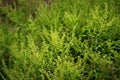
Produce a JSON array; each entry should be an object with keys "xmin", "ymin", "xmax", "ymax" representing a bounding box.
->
[{"xmin": 0, "ymin": 0, "xmax": 120, "ymax": 80}]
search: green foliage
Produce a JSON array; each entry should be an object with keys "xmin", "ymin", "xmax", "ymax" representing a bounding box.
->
[{"xmin": 0, "ymin": 0, "xmax": 120, "ymax": 80}]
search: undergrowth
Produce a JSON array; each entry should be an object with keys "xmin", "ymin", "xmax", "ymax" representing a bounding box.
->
[{"xmin": 0, "ymin": 0, "xmax": 120, "ymax": 80}]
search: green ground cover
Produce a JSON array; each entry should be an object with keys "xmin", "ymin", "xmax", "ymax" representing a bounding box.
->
[{"xmin": 0, "ymin": 0, "xmax": 120, "ymax": 80}]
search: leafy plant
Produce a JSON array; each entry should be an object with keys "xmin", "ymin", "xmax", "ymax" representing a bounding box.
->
[{"xmin": 0, "ymin": 0, "xmax": 120, "ymax": 80}]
